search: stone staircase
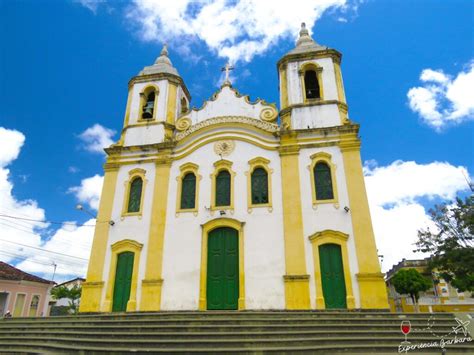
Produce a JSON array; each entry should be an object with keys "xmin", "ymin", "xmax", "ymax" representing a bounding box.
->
[{"xmin": 0, "ymin": 311, "xmax": 473, "ymax": 353}]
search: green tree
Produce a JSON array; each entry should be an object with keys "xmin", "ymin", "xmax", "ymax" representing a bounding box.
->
[
  {"xmin": 51, "ymin": 285, "xmax": 82, "ymax": 314},
  {"xmin": 416, "ymin": 195, "xmax": 474, "ymax": 292},
  {"xmin": 391, "ymin": 268, "xmax": 432, "ymax": 312}
]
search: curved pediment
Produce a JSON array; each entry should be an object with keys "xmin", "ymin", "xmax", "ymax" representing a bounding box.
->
[
  {"xmin": 175, "ymin": 116, "xmax": 279, "ymax": 141},
  {"xmin": 179, "ymin": 85, "xmax": 278, "ymax": 126}
]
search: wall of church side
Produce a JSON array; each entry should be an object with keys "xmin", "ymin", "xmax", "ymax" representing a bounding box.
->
[
  {"xmin": 292, "ymin": 106, "xmax": 341, "ymax": 129},
  {"xmin": 123, "ymin": 125, "xmax": 165, "ymax": 147},
  {"xmin": 297, "ymin": 146, "xmax": 361, "ymax": 308},
  {"xmin": 160, "ymin": 141, "xmax": 286, "ymax": 310},
  {"xmin": 100, "ymin": 162, "xmax": 156, "ymax": 309}
]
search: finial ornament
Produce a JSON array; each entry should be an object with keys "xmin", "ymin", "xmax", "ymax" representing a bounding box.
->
[
  {"xmin": 221, "ymin": 63, "xmax": 235, "ymax": 86},
  {"xmin": 299, "ymin": 22, "xmax": 309, "ymax": 37},
  {"xmin": 161, "ymin": 43, "xmax": 169, "ymax": 57},
  {"xmin": 296, "ymin": 21, "xmax": 314, "ymax": 47}
]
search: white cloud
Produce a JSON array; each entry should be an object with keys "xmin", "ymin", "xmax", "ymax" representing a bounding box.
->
[
  {"xmin": 68, "ymin": 174, "xmax": 104, "ymax": 211},
  {"xmin": 127, "ymin": 0, "xmax": 347, "ymax": 63},
  {"xmin": 364, "ymin": 160, "xmax": 470, "ymax": 272},
  {"xmin": 75, "ymin": 0, "xmax": 105, "ymax": 14},
  {"xmin": 78, "ymin": 124, "xmax": 116, "ymax": 154},
  {"xmin": 407, "ymin": 62, "xmax": 474, "ymax": 129},
  {"xmin": 0, "ymin": 127, "xmax": 93, "ymax": 282}
]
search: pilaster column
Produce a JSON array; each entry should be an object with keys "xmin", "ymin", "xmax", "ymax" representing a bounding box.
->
[
  {"xmin": 140, "ymin": 156, "xmax": 172, "ymax": 311},
  {"xmin": 340, "ymin": 137, "xmax": 388, "ymax": 309},
  {"xmin": 279, "ymin": 134, "xmax": 310, "ymax": 309},
  {"xmin": 79, "ymin": 163, "xmax": 119, "ymax": 313}
]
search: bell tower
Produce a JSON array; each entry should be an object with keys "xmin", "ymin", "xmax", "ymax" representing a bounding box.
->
[
  {"xmin": 277, "ymin": 23, "xmax": 349, "ymax": 130},
  {"xmin": 117, "ymin": 45, "xmax": 191, "ymax": 146}
]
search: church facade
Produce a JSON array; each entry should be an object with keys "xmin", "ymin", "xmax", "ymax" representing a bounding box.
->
[{"xmin": 79, "ymin": 24, "xmax": 388, "ymax": 312}]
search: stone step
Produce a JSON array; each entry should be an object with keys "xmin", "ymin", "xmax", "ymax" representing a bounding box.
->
[
  {"xmin": 0, "ymin": 311, "xmax": 455, "ymax": 322},
  {"xmin": 0, "ymin": 317, "xmax": 456, "ymax": 327},
  {"xmin": 0, "ymin": 328, "xmax": 463, "ymax": 339},
  {"xmin": 0, "ymin": 323, "xmax": 457, "ymax": 333},
  {"xmin": 1, "ymin": 342, "xmax": 473, "ymax": 354},
  {"xmin": 0, "ymin": 334, "xmax": 473, "ymax": 351},
  {"xmin": 0, "ymin": 311, "xmax": 470, "ymax": 353}
]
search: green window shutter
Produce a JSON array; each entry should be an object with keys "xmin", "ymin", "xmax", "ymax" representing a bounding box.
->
[
  {"xmin": 215, "ymin": 170, "xmax": 231, "ymax": 207},
  {"xmin": 127, "ymin": 177, "xmax": 143, "ymax": 213},
  {"xmin": 251, "ymin": 167, "xmax": 269, "ymax": 204},
  {"xmin": 314, "ymin": 162, "xmax": 334, "ymax": 200},
  {"xmin": 180, "ymin": 172, "xmax": 196, "ymax": 209}
]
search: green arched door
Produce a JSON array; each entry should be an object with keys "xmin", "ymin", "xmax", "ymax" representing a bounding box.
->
[
  {"xmin": 207, "ymin": 227, "xmax": 239, "ymax": 310},
  {"xmin": 112, "ymin": 251, "xmax": 134, "ymax": 312},
  {"xmin": 319, "ymin": 243, "xmax": 347, "ymax": 309}
]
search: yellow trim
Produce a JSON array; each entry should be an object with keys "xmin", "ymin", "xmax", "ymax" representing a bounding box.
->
[
  {"xmin": 166, "ymin": 82, "xmax": 178, "ymax": 125},
  {"xmin": 278, "ymin": 134, "xmax": 310, "ymax": 309},
  {"xmin": 80, "ymin": 164, "xmax": 119, "ymax": 313},
  {"xmin": 309, "ymin": 230, "xmax": 355, "ymax": 309},
  {"xmin": 138, "ymin": 85, "xmax": 159, "ymax": 122},
  {"xmin": 210, "ymin": 159, "xmax": 236, "ymax": 213},
  {"xmin": 308, "ymin": 152, "xmax": 339, "ymax": 209},
  {"xmin": 175, "ymin": 162, "xmax": 201, "ymax": 215},
  {"xmin": 333, "ymin": 62, "xmax": 346, "ymax": 104},
  {"xmin": 299, "ymin": 62, "xmax": 324, "ymax": 103},
  {"xmin": 245, "ymin": 157, "xmax": 273, "ymax": 213},
  {"xmin": 279, "ymin": 63, "xmax": 289, "ymax": 109},
  {"xmin": 118, "ymin": 87, "xmax": 133, "ymax": 145},
  {"xmin": 340, "ymin": 138, "xmax": 389, "ymax": 309},
  {"xmin": 121, "ymin": 168, "xmax": 147, "ymax": 219},
  {"xmin": 140, "ymin": 157, "xmax": 172, "ymax": 311},
  {"xmin": 102, "ymin": 239, "xmax": 143, "ymax": 312},
  {"xmin": 199, "ymin": 218, "xmax": 245, "ymax": 310}
]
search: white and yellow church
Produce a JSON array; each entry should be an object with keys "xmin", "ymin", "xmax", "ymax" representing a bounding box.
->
[{"xmin": 79, "ymin": 24, "xmax": 389, "ymax": 313}]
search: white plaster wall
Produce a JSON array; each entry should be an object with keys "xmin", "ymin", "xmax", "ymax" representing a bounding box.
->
[
  {"xmin": 187, "ymin": 86, "xmax": 273, "ymax": 124},
  {"xmin": 291, "ymin": 105, "xmax": 341, "ymax": 129},
  {"xmin": 101, "ymin": 162, "xmax": 156, "ymax": 309},
  {"xmin": 123, "ymin": 124, "xmax": 165, "ymax": 147},
  {"xmin": 161, "ymin": 140, "xmax": 286, "ymax": 310},
  {"xmin": 298, "ymin": 146, "xmax": 361, "ymax": 308}
]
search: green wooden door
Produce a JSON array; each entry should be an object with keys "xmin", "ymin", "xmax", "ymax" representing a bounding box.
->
[
  {"xmin": 207, "ymin": 227, "xmax": 239, "ymax": 310},
  {"xmin": 112, "ymin": 251, "xmax": 134, "ymax": 312},
  {"xmin": 319, "ymin": 244, "xmax": 347, "ymax": 309}
]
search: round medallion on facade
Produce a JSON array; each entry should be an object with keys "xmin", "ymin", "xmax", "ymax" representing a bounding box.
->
[
  {"xmin": 175, "ymin": 117, "xmax": 192, "ymax": 131},
  {"xmin": 214, "ymin": 140, "xmax": 235, "ymax": 157},
  {"xmin": 259, "ymin": 106, "xmax": 278, "ymax": 122}
]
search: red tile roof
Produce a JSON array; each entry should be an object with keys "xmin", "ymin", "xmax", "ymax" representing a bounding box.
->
[{"xmin": 0, "ymin": 261, "xmax": 54, "ymax": 284}]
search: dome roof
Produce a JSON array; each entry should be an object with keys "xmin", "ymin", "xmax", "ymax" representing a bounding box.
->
[
  {"xmin": 138, "ymin": 44, "xmax": 179, "ymax": 76},
  {"xmin": 284, "ymin": 23, "xmax": 328, "ymax": 56}
]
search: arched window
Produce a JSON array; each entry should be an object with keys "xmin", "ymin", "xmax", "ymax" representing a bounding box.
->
[
  {"xmin": 142, "ymin": 91, "xmax": 155, "ymax": 119},
  {"xmin": 180, "ymin": 172, "xmax": 196, "ymax": 210},
  {"xmin": 127, "ymin": 177, "xmax": 143, "ymax": 213},
  {"xmin": 215, "ymin": 170, "xmax": 231, "ymax": 207},
  {"xmin": 304, "ymin": 70, "xmax": 320, "ymax": 99},
  {"xmin": 181, "ymin": 97, "xmax": 188, "ymax": 114},
  {"xmin": 251, "ymin": 167, "xmax": 268, "ymax": 204},
  {"xmin": 314, "ymin": 162, "xmax": 334, "ymax": 200}
]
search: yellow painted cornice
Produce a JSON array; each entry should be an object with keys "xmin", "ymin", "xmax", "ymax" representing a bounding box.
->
[
  {"xmin": 279, "ymin": 100, "xmax": 348, "ymax": 117},
  {"xmin": 128, "ymin": 73, "xmax": 191, "ymax": 101},
  {"xmin": 277, "ymin": 48, "xmax": 342, "ymax": 70}
]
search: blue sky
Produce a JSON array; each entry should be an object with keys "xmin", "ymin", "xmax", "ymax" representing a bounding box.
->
[{"xmin": 0, "ymin": 0, "xmax": 472, "ymax": 281}]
